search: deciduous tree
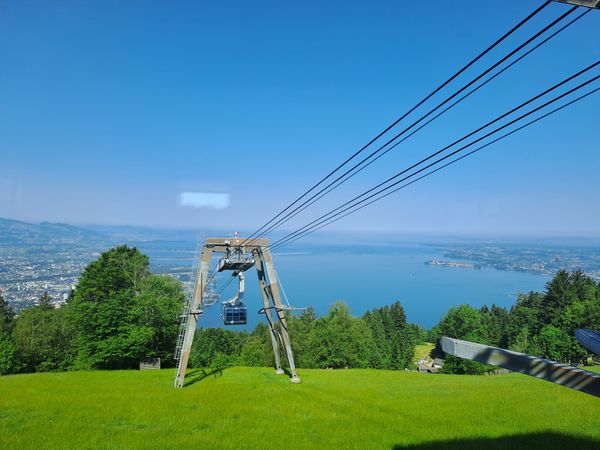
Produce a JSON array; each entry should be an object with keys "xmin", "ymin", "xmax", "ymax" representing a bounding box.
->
[{"xmin": 69, "ymin": 245, "xmax": 184, "ymax": 369}]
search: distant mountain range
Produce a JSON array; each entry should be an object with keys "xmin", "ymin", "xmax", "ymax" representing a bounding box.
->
[
  {"xmin": 0, "ymin": 217, "xmax": 105, "ymax": 245},
  {"xmin": 3, "ymin": 216, "xmax": 599, "ymax": 249},
  {"xmin": 0, "ymin": 217, "xmax": 209, "ymax": 246}
]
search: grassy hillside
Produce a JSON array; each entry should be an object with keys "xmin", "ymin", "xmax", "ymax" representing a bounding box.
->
[
  {"xmin": 412, "ymin": 342, "xmax": 435, "ymax": 364},
  {"xmin": 1, "ymin": 367, "xmax": 600, "ymax": 449}
]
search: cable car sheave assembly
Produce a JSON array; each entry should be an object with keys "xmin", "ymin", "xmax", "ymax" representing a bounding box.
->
[
  {"xmin": 174, "ymin": 238, "xmax": 301, "ymax": 388},
  {"xmin": 218, "ymin": 246, "xmax": 254, "ymax": 325}
]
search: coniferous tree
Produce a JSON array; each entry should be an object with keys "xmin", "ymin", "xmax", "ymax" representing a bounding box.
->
[
  {"xmin": 37, "ymin": 291, "xmax": 55, "ymax": 310},
  {"xmin": 481, "ymin": 304, "xmax": 509, "ymax": 348},
  {"xmin": 363, "ymin": 310, "xmax": 390, "ymax": 368},
  {"xmin": 542, "ymin": 270, "xmax": 577, "ymax": 325},
  {"xmin": 0, "ymin": 329, "xmax": 15, "ymax": 375},
  {"xmin": 0, "ymin": 293, "xmax": 15, "ymax": 334},
  {"xmin": 363, "ymin": 301, "xmax": 414, "ymax": 369}
]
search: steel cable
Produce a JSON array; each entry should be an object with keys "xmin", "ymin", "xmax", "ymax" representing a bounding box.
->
[
  {"xmin": 245, "ymin": 3, "xmax": 578, "ymax": 246},
  {"xmin": 269, "ymin": 70, "xmax": 600, "ymax": 250},
  {"xmin": 241, "ymin": 1, "xmax": 555, "ymax": 247}
]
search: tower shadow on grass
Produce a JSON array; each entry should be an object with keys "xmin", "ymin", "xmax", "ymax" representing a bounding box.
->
[
  {"xmin": 393, "ymin": 432, "xmax": 600, "ymax": 450},
  {"xmin": 183, "ymin": 367, "xmax": 226, "ymax": 387}
]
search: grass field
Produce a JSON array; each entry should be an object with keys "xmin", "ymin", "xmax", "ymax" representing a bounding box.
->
[
  {"xmin": 1, "ymin": 367, "xmax": 600, "ymax": 449},
  {"xmin": 412, "ymin": 342, "xmax": 435, "ymax": 364}
]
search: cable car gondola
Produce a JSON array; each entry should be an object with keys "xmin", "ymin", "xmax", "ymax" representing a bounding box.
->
[
  {"xmin": 221, "ymin": 272, "xmax": 247, "ymax": 325},
  {"xmin": 223, "ymin": 304, "xmax": 247, "ymax": 325}
]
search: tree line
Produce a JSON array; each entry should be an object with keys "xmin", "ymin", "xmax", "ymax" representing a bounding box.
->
[
  {"xmin": 0, "ymin": 245, "xmax": 422, "ymax": 374},
  {"xmin": 189, "ymin": 301, "xmax": 425, "ymax": 371},
  {"xmin": 430, "ymin": 269, "xmax": 600, "ymax": 374},
  {"xmin": 1, "ymin": 244, "xmax": 598, "ymax": 376}
]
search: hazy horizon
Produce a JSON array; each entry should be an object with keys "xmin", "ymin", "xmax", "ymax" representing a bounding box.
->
[{"xmin": 2, "ymin": 215, "xmax": 600, "ymax": 242}]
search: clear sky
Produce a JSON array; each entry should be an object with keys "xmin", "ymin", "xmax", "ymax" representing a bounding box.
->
[{"xmin": 1, "ymin": 0, "xmax": 598, "ymax": 236}]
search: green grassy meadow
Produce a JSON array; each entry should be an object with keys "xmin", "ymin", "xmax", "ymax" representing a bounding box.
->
[{"xmin": 1, "ymin": 367, "xmax": 600, "ymax": 449}]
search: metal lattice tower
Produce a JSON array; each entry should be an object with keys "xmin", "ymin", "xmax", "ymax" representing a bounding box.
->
[{"xmin": 174, "ymin": 237, "xmax": 300, "ymax": 387}]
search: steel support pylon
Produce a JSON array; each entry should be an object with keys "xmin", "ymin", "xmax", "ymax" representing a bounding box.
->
[
  {"xmin": 174, "ymin": 247, "xmax": 212, "ymax": 387},
  {"xmin": 174, "ymin": 237, "xmax": 300, "ymax": 387}
]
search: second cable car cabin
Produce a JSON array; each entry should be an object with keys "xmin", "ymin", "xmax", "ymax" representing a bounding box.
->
[{"xmin": 217, "ymin": 248, "xmax": 255, "ymax": 325}]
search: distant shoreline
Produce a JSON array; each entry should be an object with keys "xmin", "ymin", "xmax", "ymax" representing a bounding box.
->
[{"xmin": 425, "ymin": 259, "xmax": 480, "ymax": 270}]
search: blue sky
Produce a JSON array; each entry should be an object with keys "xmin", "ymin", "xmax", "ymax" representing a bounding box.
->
[{"xmin": 1, "ymin": 0, "xmax": 598, "ymax": 236}]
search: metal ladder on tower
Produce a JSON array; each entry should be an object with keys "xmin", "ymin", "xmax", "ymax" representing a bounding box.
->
[
  {"xmin": 173, "ymin": 246, "xmax": 202, "ymax": 366},
  {"xmin": 173, "ymin": 304, "xmax": 191, "ymax": 365}
]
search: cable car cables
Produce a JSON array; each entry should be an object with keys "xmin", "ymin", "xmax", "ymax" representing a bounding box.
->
[
  {"xmin": 268, "ymin": 62, "xmax": 600, "ymax": 250},
  {"xmin": 216, "ymin": 274, "xmax": 236, "ymax": 297},
  {"xmin": 249, "ymin": 7, "xmax": 592, "ymax": 241},
  {"xmin": 244, "ymin": 3, "xmax": 584, "ymax": 246},
  {"xmin": 270, "ymin": 86, "xmax": 600, "ymax": 250},
  {"xmin": 241, "ymin": 1, "xmax": 556, "ymax": 247}
]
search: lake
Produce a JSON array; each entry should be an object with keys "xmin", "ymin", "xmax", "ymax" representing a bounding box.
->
[{"xmin": 133, "ymin": 239, "xmax": 550, "ymax": 330}]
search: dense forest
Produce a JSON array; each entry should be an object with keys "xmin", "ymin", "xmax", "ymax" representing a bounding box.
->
[{"xmin": 0, "ymin": 245, "xmax": 599, "ymax": 376}]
